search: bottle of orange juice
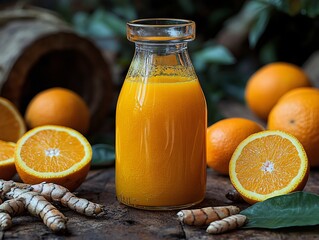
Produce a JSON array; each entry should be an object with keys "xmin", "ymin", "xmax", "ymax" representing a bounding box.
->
[{"xmin": 116, "ymin": 18, "xmax": 207, "ymax": 210}]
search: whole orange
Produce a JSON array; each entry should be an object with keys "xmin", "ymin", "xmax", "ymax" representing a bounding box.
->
[
  {"xmin": 245, "ymin": 62, "xmax": 310, "ymax": 120},
  {"xmin": 268, "ymin": 87, "xmax": 319, "ymax": 167},
  {"xmin": 206, "ymin": 118, "xmax": 264, "ymax": 175},
  {"xmin": 25, "ymin": 88, "xmax": 90, "ymax": 135}
]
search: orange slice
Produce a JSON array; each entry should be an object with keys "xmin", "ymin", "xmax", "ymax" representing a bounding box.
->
[
  {"xmin": 15, "ymin": 125, "xmax": 92, "ymax": 191},
  {"xmin": 229, "ymin": 130, "xmax": 309, "ymax": 204},
  {"xmin": 0, "ymin": 140, "xmax": 17, "ymax": 180},
  {"xmin": 0, "ymin": 97, "xmax": 26, "ymax": 142}
]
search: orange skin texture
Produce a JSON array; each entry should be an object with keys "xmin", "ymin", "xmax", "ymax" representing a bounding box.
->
[
  {"xmin": 268, "ymin": 87, "xmax": 319, "ymax": 167},
  {"xmin": 245, "ymin": 62, "xmax": 311, "ymax": 120},
  {"xmin": 0, "ymin": 97, "xmax": 26, "ymax": 142},
  {"xmin": 25, "ymin": 88, "xmax": 90, "ymax": 135},
  {"xmin": 0, "ymin": 141, "xmax": 17, "ymax": 180},
  {"xmin": 16, "ymin": 161, "xmax": 90, "ymax": 192},
  {"xmin": 206, "ymin": 118, "xmax": 264, "ymax": 175}
]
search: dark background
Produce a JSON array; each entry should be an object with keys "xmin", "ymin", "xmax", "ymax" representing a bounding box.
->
[{"xmin": 2, "ymin": 0, "xmax": 319, "ymax": 125}]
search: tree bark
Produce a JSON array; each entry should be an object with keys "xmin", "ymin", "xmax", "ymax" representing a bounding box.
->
[{"xmin": 0, "ymin": 6, "xmax": 114, "ymax": 133}]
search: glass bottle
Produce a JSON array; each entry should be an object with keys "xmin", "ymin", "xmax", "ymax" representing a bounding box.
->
[{"xmin": 116, "ymin": 18, "xmax": 207, "ymax": 210}]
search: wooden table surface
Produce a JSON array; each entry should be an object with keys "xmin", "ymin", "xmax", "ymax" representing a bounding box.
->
[
  {"xmin": 3, "ymin": 167, "xmax": 319, "ymax": 240},
  {"xmin": 3, "ymin": 101, "xmax": 319, "ymax": 239}
]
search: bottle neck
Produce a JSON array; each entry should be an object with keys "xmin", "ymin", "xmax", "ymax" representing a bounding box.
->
[
  {"xmin": 126, "ymin": 41, "xmax": 196, "ymax": 79},
  {"xmin": 135, "ymin": 42, "xmax": 188, "ymax": 54}
]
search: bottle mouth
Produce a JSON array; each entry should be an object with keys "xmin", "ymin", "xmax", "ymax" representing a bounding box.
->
[{"xmin": 127, "ymin": 18, "xmax": 195, "ymax": 43}]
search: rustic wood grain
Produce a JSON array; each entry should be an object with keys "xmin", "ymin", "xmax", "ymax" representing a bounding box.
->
[{"xmin": 2, "ymin": 167, "xmax": 319, "ymax": 240}]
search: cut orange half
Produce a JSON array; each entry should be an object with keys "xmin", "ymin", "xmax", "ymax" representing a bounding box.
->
[
  {"xmin": 229, "ymin": 130, "xmax": 309, "ymax": 204},
  {"xmin": 0, "ymin": 97, "xmax": 26, "ymax": 142},
  {"xmin": 0, "ymin": 140, "xmax": 17, "ymax": 180},
  {"xmin": 15, "ymin": 125, "xmax": 92, "ymax": 191}
]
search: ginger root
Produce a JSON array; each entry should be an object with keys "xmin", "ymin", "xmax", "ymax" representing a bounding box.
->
[{"xmin": 0, "ymin": 180, "xmax": 106, "ymax": 232}]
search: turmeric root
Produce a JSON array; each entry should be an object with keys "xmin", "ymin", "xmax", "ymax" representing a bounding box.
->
[
  {"xmin": 0, "ymin": 198, "xmax": 25, "ymax": 230},
  {"xmin": 206, "ymin": 214, "xmax": 247, "ymax": 234},
  {"xmin": 0, "ymin": 180, "xmax": 17, "ymax": 196},
  {"xmin": 0, "ymin": 211, "xmax": 11, "ymax": 230},
  {"xmin": 177, "ymin": 205, "xmax": 240, "ymax": 226},
  {"xmin": 30, "ymin": 182, "xmax": 105, "ymax": 216},
  {"xmin": 0, "ymin": 179, "xmax": 105, "ymax": 232},
  {"xmin": 6, "ymin": 187, "xmax": 68, "ymax": 232}
]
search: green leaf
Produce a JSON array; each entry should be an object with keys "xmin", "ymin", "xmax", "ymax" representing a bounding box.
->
[
  {"xmin": 260, "ymin": 0, "xmax": 319, "ymax": 17},
  {"xmin": 72, "ymin": 12, "xmax": 90, "ymax": 35},
  {"xmin": 299, "ymin": 0, "xmax": 319, "ymax": 18},
  {"xmin": 261, "ymin": 0, "xmax": 300, "ymax": 16},
  {"xmin": 90, "ymin": 9, "xmax": 127, "ymax": 36},
  {"xmin": 249, "ymin": 5, "xmax": 271, "ymax": 48},
  {"xmin": 217, "ymin": 1, "xmax": 272, "ymax": 49},
  {"xmin": 241, "ymin": 192, "xmax": 319, "ymax": 229},
  {"xmin": 259, "ymin": 39, "xmax": 278, "ymax": 64},
  {"xmin": 91, "ymin": 144, "xmax": 115, "ymax": 168},
  {"xmin": 193, "ymin": 45, "xmax": 235, "ymax": 71},
  {"xmin": 73, "ymin": 8, "xmax": 127, "ymax": 38},
  {"xmin": 113, "ymin": 5, "xmax": 137, "ymax": 20}
]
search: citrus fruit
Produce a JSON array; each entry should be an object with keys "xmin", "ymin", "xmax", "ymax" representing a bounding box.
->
[
  {"xmin": 0, "ymin": 97, "xmax": 26, "ymax": 142},
  {"xmin": 25, "ymin": 88, "xmax": 90, "ymax": 135},
  {"xmin": 206, "ymin": 118, "xmax": 264, "ymax": 175},
  {"xmin": 0, "ymin": 140, "xmax": 17, "ymax": 180},
  {"xmin": 14, "ymin": 125, "xmax": 92, "ymax": 191},
  {"xmin": 229, "ymin": 130, "xmax": 309, "ymax": 204},
  {"xmin": 268, "ymin": 87, "xmax": 319, "ymax": 167},
  {"xmin": 245, "ymin": 62, "xmax": 311, "ymax": 120}
]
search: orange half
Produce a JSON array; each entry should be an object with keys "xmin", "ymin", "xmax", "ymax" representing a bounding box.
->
[
  {"xmin": 0, "ymin": 140, "xmax": 17, "ymax": 180},
  {"xmin": 229, "ymin": 130, "xmax": 309, "ymax": 204},
  {"xmin": 15, "ymin": 125, "xmax": 92, "ymax": 191},
  {"xmin": 0, "ymin": 97, "xmax": 26, "ymax": 142}
]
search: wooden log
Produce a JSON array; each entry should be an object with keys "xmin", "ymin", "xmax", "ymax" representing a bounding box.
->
[{"xmin": 0, "ymin": 6, "xmax": 114, "ymax": 133}]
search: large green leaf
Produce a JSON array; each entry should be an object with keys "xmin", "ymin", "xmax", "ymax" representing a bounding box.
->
[{"xmin": 241, "ymin": 192, "xmax": 319, "ymax": 229}]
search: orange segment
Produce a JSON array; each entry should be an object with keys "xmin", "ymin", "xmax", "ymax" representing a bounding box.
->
[
  {"xmin": 0, "ymin": 97, "xmax": 26, "ymax": 142},
  {"xmin": 15, "ymin": 125, "xmax": 92, "ymax": 191},
  {"xmin": 229, "ymin": 130, "xmax": 309, "ymax": 204},
  {"xmin": 0, "ymin": 140, "xmax": 17, "ymax": 180}
]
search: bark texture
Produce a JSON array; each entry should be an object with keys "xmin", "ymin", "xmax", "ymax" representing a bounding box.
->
[{"xmin": 0, "ymin": 6, "xmax": 114, "ymax": 132}]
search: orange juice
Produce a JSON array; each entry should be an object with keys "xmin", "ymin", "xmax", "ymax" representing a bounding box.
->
[{"xmin": 116, "ymin": 75, "xmax": 207, "ymax": 209}]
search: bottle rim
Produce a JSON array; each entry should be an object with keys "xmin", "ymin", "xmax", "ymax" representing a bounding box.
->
[{"xmin": 127, "ymin": 18, "xmax": 195, "ymax": 43}]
